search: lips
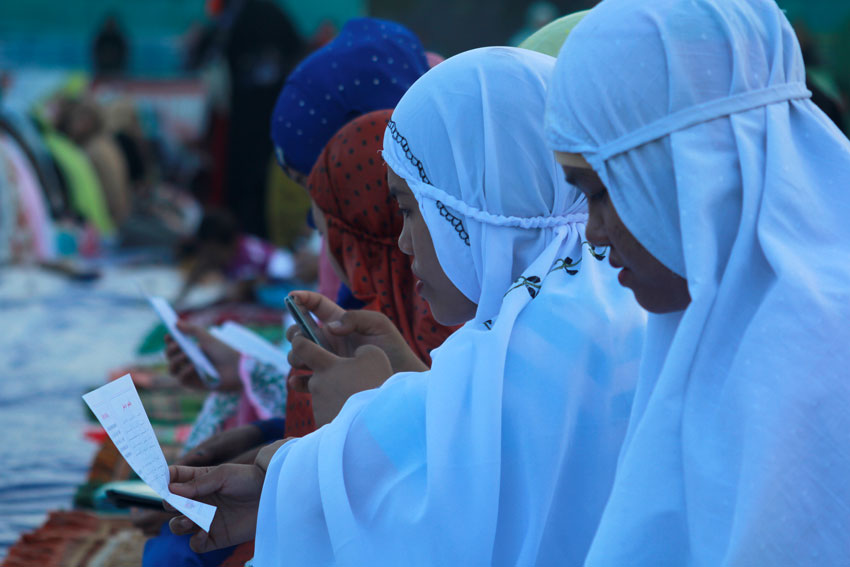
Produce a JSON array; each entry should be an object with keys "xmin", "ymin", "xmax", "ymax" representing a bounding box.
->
[
  {"xmin": 608, "ymin": 251, "xmax": 624, "ymax": 270},
  {"xmin": 411, "ymin": 264, "xmax": 426, "ymax": 294}
]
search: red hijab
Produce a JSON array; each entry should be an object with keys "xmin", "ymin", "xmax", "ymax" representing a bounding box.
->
[
  {"xmin": 286, "ymin": 109, "xmax": 456, "ymax": 438},
  {"xmin": 307, "ymin": 109, "xmax": 455, "ymax": 364}
]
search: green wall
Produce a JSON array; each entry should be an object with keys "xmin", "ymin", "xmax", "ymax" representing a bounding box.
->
[{"xmin": 0, "ymin": 0, "xmax": 364, "ymax": 75}]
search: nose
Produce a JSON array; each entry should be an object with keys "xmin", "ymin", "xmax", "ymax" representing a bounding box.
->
[
  {"xmin": 584, "ymin": 205, "xmax": 610, "ymax": 248},
  {"xmin": 398, "ymin": 219, "xmax": 413, "ymax": 256}
]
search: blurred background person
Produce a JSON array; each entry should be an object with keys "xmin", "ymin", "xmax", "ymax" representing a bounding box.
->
[
  {"xmin": 92, "ymin": 14, "xmax": 129, "ymax": 77},
  {"xmin": 211, "ymin": 0, "xmax": 305, "ymax": 238}
]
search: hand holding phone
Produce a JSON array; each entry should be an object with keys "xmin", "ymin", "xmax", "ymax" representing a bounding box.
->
[
  {"xmin": 285, "ymin": 295, "xmax": 331, "ymax": 351},
  {"xmin": 284, "ymin": 290, "xmax": 427, "ymax": 374}
]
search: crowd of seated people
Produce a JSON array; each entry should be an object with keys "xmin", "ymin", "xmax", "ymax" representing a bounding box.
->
[{"xmin": 4, "ymin": 1, "xmax": 849, "ymax": 566}]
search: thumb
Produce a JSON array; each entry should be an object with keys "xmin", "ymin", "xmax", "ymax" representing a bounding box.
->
[
  {"xmin": 291, "ymin": 334, "xmax": 339, "ymax": 372},
  {"xmin": 327, "ymin": 310, "xmax": 388, "ymax": 337},
  {"xmin": 354, "ymin": 343, "xmax": 389, "ymax": 359},
  {"xmin": 168, "ymin": 465, "xmax": 223, "ymax": 499}
]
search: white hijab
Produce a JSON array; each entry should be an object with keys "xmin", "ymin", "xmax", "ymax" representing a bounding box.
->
[
  {"xmin": 254, "ymin": 47, "xmax": 645, "ymax": 566},
  {"xmin": 545, "ymin": 0, "xmax": 850, "ymax": 564}
]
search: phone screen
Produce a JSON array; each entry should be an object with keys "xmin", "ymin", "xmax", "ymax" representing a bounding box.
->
[{"xmin": 285, "ymin": 296, "xmax": 330, "ymax": 350}]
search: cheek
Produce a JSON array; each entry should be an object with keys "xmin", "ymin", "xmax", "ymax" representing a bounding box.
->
[
  {"xmin": 602, "ymin": 205, "xmax": 637, "ymax": 251},
  {"xmin": 410, "ymin": 216, "xmax": 435, "ymax": 262},
  {"xmin": 310, "ymin": 204, "xmax": 326, "ymax": 237}
]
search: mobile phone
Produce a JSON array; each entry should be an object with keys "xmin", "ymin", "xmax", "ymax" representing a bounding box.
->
[
  {"xmin": 104, "ymin": 483, "xmax": 164, "ymax": 510},
  {"xmin": 285, "ymin": 296, "xmax": 330, "ymax": 350}
]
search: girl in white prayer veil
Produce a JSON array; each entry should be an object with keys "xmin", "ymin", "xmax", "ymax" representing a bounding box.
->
[
  {"xmin": 253, "ymin": 47, "xmax": 645, "ymax": 565},
  {"xmin": 545, "ymin": 0, "xmax": 850, "ymax": 564}
]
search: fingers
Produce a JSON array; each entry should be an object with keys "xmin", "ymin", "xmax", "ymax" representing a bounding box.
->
[
  {"xmin": 166, "ymin": 334, "xmax": 203, "ymax": 387},
  {"xmin": 165, "ymin": 336, "xmax": 189, "ymax": 369},
  {"xmin": 169, "ymin": 464, "xmax": 212, "ymax": 484},
  {"xmin": 288, "ymin": 371, "xmax": 311, "ymax": 393},
  {"xmin": 285, "ymin": 323, "xmax": 303, "ymax": 345},
  {"xmin": 164, "ymin": 335, "xmax": 181, "ymax": 357},
  {"xmin": 289, "ymin": 334, "xmax": 338, "ymax": 373},
  {"xmin": 175, "ymin": 319, "xmax": 205, "ymax": 338},
  {"xmin": 255, "ymin": 439, "xmax": 288, "ymax": 472},
  {"xmin": 176, "ymin": 447, "xmax": 212, "ymax": 467},
  {"xmin": 288, "ymin": 291, "xmax": 345, "ymax": 324},
  {"xmin": 167, "ymin": 351, "xmax": 187, "ymax": 376},
  {"xmin": 168, "ymin": 465, "xmax": 227, "ymax": 500},
  {"xmin": 169, "ymin": 514, "xmax": 199, "ymax": 536},
  {"xmin": 175, "ymin": 364, "xmax": 205, "ymax": 390},
  {"xmin": 354, "ymin": 343, "xmax": 392, "ymax": 360},
  {"xmin": 190, "ymin": 530, "xmax": 216, "ymax": 554},
  {"xmin": 326, "ymin": 309, "xmax": 393, "ymax": 337}
]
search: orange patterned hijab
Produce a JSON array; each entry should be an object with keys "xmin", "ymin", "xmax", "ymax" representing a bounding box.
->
[{"xmin": 307, "ymin": 109, "xmax": 455, "ymax": 363}]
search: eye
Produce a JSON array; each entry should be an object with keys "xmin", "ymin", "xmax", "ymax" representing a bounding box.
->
[{"xmin": 589, "ymin": 189, "xmax": 608, "ymax": 203}]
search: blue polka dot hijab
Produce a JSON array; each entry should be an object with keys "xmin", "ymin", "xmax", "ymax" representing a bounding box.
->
[{"xmin": 270, "ymin": 17, "xmax": 429, "ymax": 175}]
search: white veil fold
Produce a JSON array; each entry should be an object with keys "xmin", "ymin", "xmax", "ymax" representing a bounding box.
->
[
  {"xmin": 254, "ymin": 47, "xmax": 645, "ymax": 566},
  {"xmin": 545, "ymin": 0, "xmax": 850, "ymax": 564}
]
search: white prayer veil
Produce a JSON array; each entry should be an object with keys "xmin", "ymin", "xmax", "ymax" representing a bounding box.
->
[
  {"xmin": 383, "ymin": 47, "xmax": 590, "ymax": 323},
  {"xmin": 545, "ymin": 0, "xmax": 850, "ymax": 564},
  {"xmin": 254, "ymin": 47, "xmax": 645, "ymax": 566}
]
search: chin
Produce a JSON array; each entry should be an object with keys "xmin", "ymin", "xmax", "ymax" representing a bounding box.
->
[
  {"xmin": 633, "ymin": 288, "xmax": 690, "ymax": 314},
  {"xmin": 430, "ymin": 306, "xmax": 461, "ymax": 326},
  {"xmin": 427, "ymin": 300, "xmax": 470, "ymax": 327}
]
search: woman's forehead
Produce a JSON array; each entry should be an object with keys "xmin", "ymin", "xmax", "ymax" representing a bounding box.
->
[{"xmin": 387, "ymin": 168, "xmax": 415, "ymax": 197}]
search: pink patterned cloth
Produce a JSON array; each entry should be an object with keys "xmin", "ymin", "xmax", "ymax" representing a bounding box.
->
[
  {"xmin": 226, "ymin": 234, "xmax": 293, "ymax": 280},
  {"xmin": 316, "ymin": 240, "xmax": 341, "ymax": 299},
  {"xmin": 0, "ymin": 135, "xmax": 56, "ymax": 261},
  {"xmin": 236, "ymin": 354, "xmax": 271, "ymax": 422}
]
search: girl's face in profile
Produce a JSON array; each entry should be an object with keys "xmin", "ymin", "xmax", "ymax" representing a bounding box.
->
[
  {"xmin": 310, "ymin": 200, "xmax": 351, "ymax": 288},
  {"xmin": 558, "ymin": 155, "xmax": 691, "ymax": 314},
  {"xmin": 387, "ymin": 167, "xmax": 478, "ymax": 326}
]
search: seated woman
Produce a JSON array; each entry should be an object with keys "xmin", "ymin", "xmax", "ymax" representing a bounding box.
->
[
  {"xmin": 165, "ymin": 13, "xmax": 436, "ymax": 450},
  {"xmin": 270, "ymin": 17, "xmax": 429, "ymax": 188},
  {"xmin": 143, "ymin": 111, "xmax": 455, "ymax": 565},
  {"xmin": 166, "ymin": 110, "xmax": 455, "ymax": 453},
  {"xmin": 544, "ymin": 0, "xmax": 850, "ymax": 563},
  {"xmin": 167, "ymin": 47, "xmax": 646, "ymax": 564}
]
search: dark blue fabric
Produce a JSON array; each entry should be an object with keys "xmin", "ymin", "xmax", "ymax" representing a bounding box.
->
[
  {"xmin": 252, "ymin": 417, "xmax": 287, "ymax": 443},
  {"xmin": 336, "ymin": 283, "xmax": 366, "ymax": 310},
  {"xmin": 270, "ymin": 17, "xmax": 429, "ymax": 175},
  {"xmin": 143, "ymin": 523, "xmax": 237, "ymax": 567}
]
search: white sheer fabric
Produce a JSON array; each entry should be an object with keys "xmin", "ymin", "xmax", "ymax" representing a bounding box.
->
[
  {"xmin": 383, "ymin": 47, "xmax": 592, "ymax": 323},
  {"xmin": 545, "ymin": 0, "xmax": 850, "ymax": 564},
  {"xmin": 253, "ymin": 47, "xmax": 646, "ymax": 566}
]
